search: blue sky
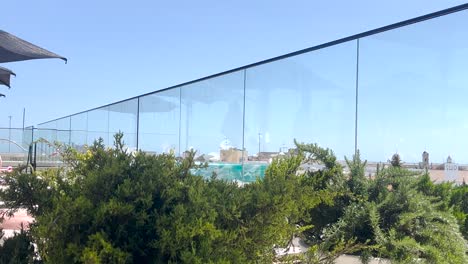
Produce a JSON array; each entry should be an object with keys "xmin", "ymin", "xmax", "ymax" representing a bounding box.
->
[
  {"xmin": 1, "ymin": 0, "xmax": 468, "ymax": 163},
  {"xmin": 0, "ymin": 0, "xmax": 464, "ymax": 127}
]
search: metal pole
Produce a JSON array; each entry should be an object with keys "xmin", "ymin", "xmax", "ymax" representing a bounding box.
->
[
  {"xmin": 33, "ymin": 142, "xmax": 37, "ymax": 170},
  {"xmin": 136, "ymin": 97, "xmax": 140, "ymax": 151},
  {"xmin": 241, "ymin": 69, "xmax": 247, "ymax": 176},
  {"xmin": 354, "ymin": 39, "xmax": 360, "ymax": 156},
  {"xmin": 258, "ymin": 133, "xmax": 261, "ymax": 155},
  {"xmin": 178, "ymin": 88, "xmax": 182, "ymax": 156},
  {"xmin": 22, "ymin": 108, "xmax": 25, "ymax": 130}
]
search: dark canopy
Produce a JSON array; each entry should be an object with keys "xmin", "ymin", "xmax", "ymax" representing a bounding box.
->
[
  {"xmin": 0, "ymin": 30, "xmax": 66, "ymax": 63},
  {"xmin": 0, "ymin": 66, "xmax": 15, "ymax": 88}
]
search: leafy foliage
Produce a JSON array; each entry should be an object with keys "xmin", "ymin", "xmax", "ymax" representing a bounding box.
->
[
  {"xmin": 1, "ymin": 135, "xmax": 467, "ymax": 263},
  {"xmin": 450, "ymin": 184, "xmax": 468, "ymax": 237},
  {"xmin": 318, "ymin": 152, "xmax": 468, "ymax": 263},
  {"xmin": 390, "ymin": 153, "xmax": 402, "ymax": 168},
  {"xmin": 0, "ymin": 134, "xmax": 328, "ymax": 263},
  {"xmin": 0, "ymin": 228, "xmax": 37, "ymax": 264}
]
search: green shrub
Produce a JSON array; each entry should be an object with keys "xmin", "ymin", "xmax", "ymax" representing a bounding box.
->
[
  {"xmin": 0, "ymin": 228, "xmax": 36, "ymax": 264},
  {"xmin": 1, "ymin": 134, "xmax": 467, "ymax": 263},
  {"xmin": 0, "ymin": 134, "xmax": 327, "ymax": 263}
]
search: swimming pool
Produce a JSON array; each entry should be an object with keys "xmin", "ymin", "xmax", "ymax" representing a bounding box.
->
[{"xmin": 191, "ymin": 162, "xmax": 268, "ymax": 183}]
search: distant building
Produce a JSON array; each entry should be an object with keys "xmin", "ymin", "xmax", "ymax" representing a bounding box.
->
[
  {"xmin": 258, "ymin": 152, "xmax": 279, "ymax": 161},
  {"xmin": 419, "ymin": 151, "xmax": 429, "ymax": 169},
  {"xmin": 247, "ymin": 152, "xmax": 279, "ymax": 162},
  {"xmin": 220, "ymin": 148, "xmax": 248, "ymax": 163},
  {"xmin": 444, "ymin": 155, "xmax": 458, "ymax": 181},
  {"xmin": 279, "ymin": 145, "xmax": 289, "ymax": 154}
]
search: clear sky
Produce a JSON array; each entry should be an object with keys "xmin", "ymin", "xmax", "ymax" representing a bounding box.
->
[
  {"xmin": 1, "ymin": 0, "xmax": 468, "ymax": 163},
  {"xmin": 0, "ymin": 0, "xmax": 464, "ymax": 127}
]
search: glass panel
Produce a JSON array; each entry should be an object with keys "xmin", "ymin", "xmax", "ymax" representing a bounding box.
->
[
  {"xmin": 0, "ymin": 128, "xmax": 26, "ymax": 154},
  {"xmin": 56, "ymin": 117, "xmax": 70, "ymax": 130},
  {"xmin": 37, "ymin": 120, "xmax": 57, "ymax": 130},
  {"xmin": 359, "ymin": 10, "xmax": 468, "ymax": 182},
  {"xmin": 87, "ymin": 107, "xmax": 109, "ymax": 146},
  {"xmin": 22, "ymin": 126, "xmax": 34, "ymax": 149},
  {"xmin": 108, "ymin": 99, "xmax": 138, "ymax": 150},
  {"xmin": 180, "ymin": 71, "xmax": 245, "ymax": 180},
  {"xmin": 33, "ymin": 127, "xmax": 58, "ymax": 164},
  {"xmin": 244, "ymin": 41, "xmax": 357, "ymax": 180},
  {"xmin": 70, "ymin": 113, "xmax": 88, "ymax": 150},
  {"xmin": 56, "ymin": 117, "xmax": 71, "ymax": 145},
  {"xmin": 139, "ymin": 88, "xmax": 180, "ymax": 155},
  {"xmin": 34, "ymin": 128, "xmax": 57, "ymax": 143},
  {"xmin": 35, "ymin": 121, "xmax": 58, "ymax": 161}
]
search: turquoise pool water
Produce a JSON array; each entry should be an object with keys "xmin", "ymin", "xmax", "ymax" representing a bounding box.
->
[{"xmin": 191, "ymin": 163, "xmax": 268, "ymax": 183}]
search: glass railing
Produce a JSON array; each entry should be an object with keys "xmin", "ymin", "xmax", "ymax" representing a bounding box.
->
[
  {"xmin": 0, "ymin": 128, "xmax": 29, "ymax": 153},
  {"xmin": 25, "ymin": 4, "xmax": 468, "ymax": 182},
  {"xmin": 0, "ymin": 128, "xmax": 30, "ymax": 168}
]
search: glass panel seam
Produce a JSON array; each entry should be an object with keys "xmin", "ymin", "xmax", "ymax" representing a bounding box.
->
[
  {"xmin": 178, "ymin": 88, "xmax": 182, "ymax": 156},
  {"xmin": 354, "ymin": 38, "xmax": 360, "ymax": 156},
  {"xmin": 241, "ymin": 69, "xmax": 247, "ymax": 178},
  {"xmin": 68, "ymin": 117, "xmax": 71, "ymax": 145},
  {"xmin": 135, "ymin": 98, "xmax": 139, "ymax": 150}
]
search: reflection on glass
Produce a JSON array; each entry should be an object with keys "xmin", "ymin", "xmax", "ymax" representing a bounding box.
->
[
  {"xmin": 87, "ymin": 107, "xmax": 109, "ymax": 146},
  {"xmin": 359, "ymin": 10, "xmax": 468, "ymax": 171},
  {"xmin": 71, "ymin": 113, "xmax": 88, "ymax": 150},
  {"xmin": 36, "ymin": 121, "xmax": 59, "ymax": 161},
  {"xmin": 244, "ymin": 41, "xmax": 357, "ymax": 169},
  {"xmin": 37, "ymin": 121, "xmax": 57, "ymax": 130},
  {"xmin": 56, "ymin": 118, "xmax": 70, "ymax": 130},
  {"xmin": 34, "ymin": 128, "xmax": 56, "ymax": 143},
  {"xmin": 139, "ymin": 88, "xmax": 180, "ymax": 155},
  {"xmin": 35, "ymin": 121, "xmax": 58, "ymax": 144},
  {"xmin": 56, "ymin": 117, "xmax": 71, "ymax": 145},
  {"xmin": 0, "ymin": 128, "xmax": 27, "ymax": 153},
  {"xmin": 22, "ymin": 126, "xmax": 34, "ymax": 149},
  {"xmin": 109, "ymin": 99, "xmax": 138, "ymax": 150},
  {"xmin": 33, "ymin": 127, "xmax": 58, "ymax": 163},
  {"xmin": 180, "ymin": 71, "xmax": 245, "ymax": 167},
  {"xmin": 23, "ymin": 8, "xmax": 468, "ymax": 182}
]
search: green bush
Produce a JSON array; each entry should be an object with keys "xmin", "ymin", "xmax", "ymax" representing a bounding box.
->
[
  {"xmin": 1, "ymin": 134, "xmax": 467, "ymax": 263},
  {"xmin": 0, "ymin": 134, "xmax": 327, "ymax": 263},
  {"xmin": 318, "ymin": 152, "xmax": 468, "ymax": 263},
  {"xmin": 0, "ymin": 228, "xmax": 36, "ymax": 264}
]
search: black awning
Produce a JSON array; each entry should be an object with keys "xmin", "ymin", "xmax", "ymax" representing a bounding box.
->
[
  {"xmin": 0, "ymin": 30, "xmax": 66, "ymax": 63},
  {"xmin": 0, "ymin": 66, "xmax": 15, "ymax": 88}
]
